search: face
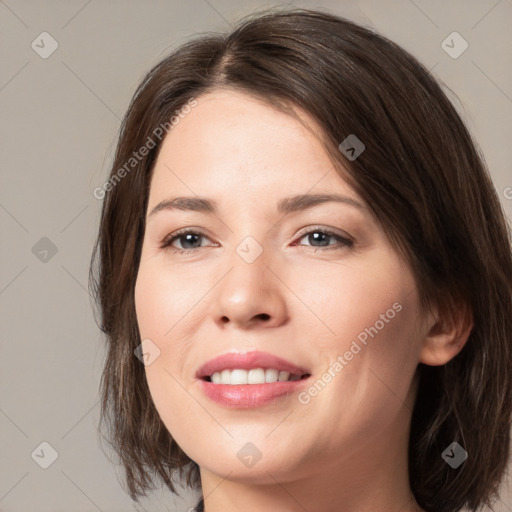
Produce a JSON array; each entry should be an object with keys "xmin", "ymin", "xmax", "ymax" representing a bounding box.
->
[{"xmin": 135, "ymin": 89, "xmax": 428, "ymax": 484}]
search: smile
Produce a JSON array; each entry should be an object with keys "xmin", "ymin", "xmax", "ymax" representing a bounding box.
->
[{"xmin": 205, "ymin": 368, "xmax": 309, "ymax": 384}]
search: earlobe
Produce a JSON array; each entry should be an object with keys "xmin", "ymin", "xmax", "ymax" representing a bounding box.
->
[{"xmin": 419, "ymin": 301, "xmax": 474, "ymax": 366}]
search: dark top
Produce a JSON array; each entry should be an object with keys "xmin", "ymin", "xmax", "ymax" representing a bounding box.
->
[{"xmin": 195, "ymin": 498, "xmax": 204, "ymax": 511}]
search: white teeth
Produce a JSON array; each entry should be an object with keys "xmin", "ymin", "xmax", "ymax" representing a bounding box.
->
[
  {"xmin": 278, "ymin": 371, "xmax": 290, "ymax": 381},
  {"xmin": 221, "ymin": 369, "xmax": 231, "ymax": 385},
  {"xmin": 248, "ymin": 368, "xmax": 265, "ymax": 384},
  {"xmin": 230, "ymin": 369, "xmax": 248, "ymax": 385},
  {"xmin": 209, "ymin": 368, "xmax": 302, "ymax": 385},
  {"xmin": 265, "ymin": 368, "xmax": 278, "ymax": 383}
]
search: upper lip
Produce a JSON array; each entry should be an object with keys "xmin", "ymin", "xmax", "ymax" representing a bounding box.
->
[{"xmin": 196, "ymin": 350, "xmax": 311, "ymax": 379}]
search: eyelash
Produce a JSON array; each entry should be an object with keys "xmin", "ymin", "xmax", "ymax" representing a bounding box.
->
[{"xmin": 159, "ymin": 226, "xmax": 354, "ymax": 255}]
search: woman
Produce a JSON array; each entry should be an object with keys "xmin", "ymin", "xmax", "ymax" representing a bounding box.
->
[{"xmin": 90, "ymin": 8, "xmax": 512, "ymax": 512}]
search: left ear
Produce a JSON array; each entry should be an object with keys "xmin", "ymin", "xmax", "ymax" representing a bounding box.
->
[{"xmin": 419, "ymin": 299, "xmax": 474, "ymax": 366}]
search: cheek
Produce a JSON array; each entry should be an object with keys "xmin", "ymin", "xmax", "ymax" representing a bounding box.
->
[
  {"xmin": 304, "ymin": 255, "xmax": 423, "ymax": 415},
  {"xmin": 134, "ymin": 260, "xmax": 207, "ymax": 401},
  {"xmin": 298, "ymin": 253, "xmax": 418, "ymax": 354},
  {"xmin": 134, "ymin": 265, "xmax": 198, "ymax": 444},
  {"xmin": 134, "ymin": 261, "xmax": 206, "ymax": 341}
]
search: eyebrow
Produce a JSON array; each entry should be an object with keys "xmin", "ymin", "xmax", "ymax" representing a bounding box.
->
[{"xmin": 148, "ymin": 193, "xmax": 366, "ymax": 217}]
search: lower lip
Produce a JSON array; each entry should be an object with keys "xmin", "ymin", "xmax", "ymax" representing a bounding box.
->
[{"xmin": 198, "ymin": 377, "xmax": 311, "ymax": 408}]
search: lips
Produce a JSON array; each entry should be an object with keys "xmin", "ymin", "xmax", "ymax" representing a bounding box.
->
[
  {"xmin": 196, "ymin": 351, "xmax": 312, "ymax": 408},
  {"xmin": 196, "ymin": 350, "xmax": 311, "ymax": 380}
]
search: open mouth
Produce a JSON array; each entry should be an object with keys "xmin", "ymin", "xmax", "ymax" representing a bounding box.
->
[{"xmin": 202, "ymin": 368, "xmax": 312, "ymax": 385}]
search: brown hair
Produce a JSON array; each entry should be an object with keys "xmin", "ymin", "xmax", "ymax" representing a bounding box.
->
[{"xmin": 89, "ymin": 7, "xmax": 512, "ymax": 511}]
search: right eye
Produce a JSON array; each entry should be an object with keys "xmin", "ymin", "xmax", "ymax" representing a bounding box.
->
[{"xmin": 160, "ymin": 229, "xmax": 214, "ymax": 254}]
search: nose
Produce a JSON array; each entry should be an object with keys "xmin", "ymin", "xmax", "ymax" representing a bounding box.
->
[{"xmin": 212, "ymin": 242, "xmax": 289, "ymax": 330}]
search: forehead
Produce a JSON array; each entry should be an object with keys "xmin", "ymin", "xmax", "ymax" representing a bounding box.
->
[{"xmin": 147, "ymin": 89, "xmax": 358, "ymax": 208}]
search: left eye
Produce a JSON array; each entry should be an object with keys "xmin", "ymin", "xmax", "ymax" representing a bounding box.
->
[
  {"xmin": 160, "ymin": 227, "xmax": 353, "ymax": 253},
  {"xmin": 294, "ymin": 228, "xmax": 353, "ymax": 250}
]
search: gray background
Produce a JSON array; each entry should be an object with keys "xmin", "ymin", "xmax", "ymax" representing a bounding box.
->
[{"xmin": 1, "ymin": 0, "xmax": 511, "ymax": 511}]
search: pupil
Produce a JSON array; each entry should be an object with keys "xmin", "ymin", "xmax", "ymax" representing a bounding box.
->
[
  {"xmin": 182, "ymin": 234, "xmax": 200, "ymax": 249},
  {"xmin": 310, "ymin": 232, "xmax": 329, "ymax": 247}
]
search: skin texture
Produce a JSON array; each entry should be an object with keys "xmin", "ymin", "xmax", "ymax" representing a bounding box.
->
[{"xmin": 134, "ymin": 89, "xmax": 468, "ymax": 512}]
